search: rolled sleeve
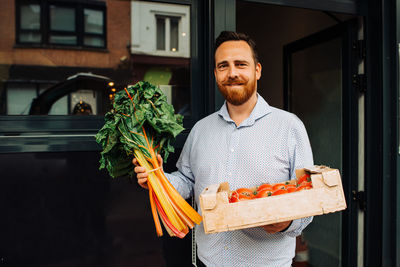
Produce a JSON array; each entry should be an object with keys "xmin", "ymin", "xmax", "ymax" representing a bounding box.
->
[{"xmin": 281, "ymin": 216, "xmax": 313, "ymax": 237}]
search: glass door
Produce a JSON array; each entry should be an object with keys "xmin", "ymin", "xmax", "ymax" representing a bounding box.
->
[{"xmin": 284, "ymin": 20, "xmax": 360, "ymax": 267}]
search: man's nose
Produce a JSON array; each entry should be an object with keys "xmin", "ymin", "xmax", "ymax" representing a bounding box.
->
[{"xmin": 228, "ymin": 66, "xmax": 238, "ymax": 78}]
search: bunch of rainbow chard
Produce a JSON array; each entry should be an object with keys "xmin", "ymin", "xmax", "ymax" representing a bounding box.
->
[{"xmin": 96, "ymin": 81, "xmax": 202, "ymax": 238}]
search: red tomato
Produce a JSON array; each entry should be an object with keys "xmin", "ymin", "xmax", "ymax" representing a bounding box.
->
[
  {"xmin": 272, "ymin": 189, "xmax": 288, "ymax": 196},
  {"xmin": 255, "ymin": 189, "xmax": 272, "ymax": 198},
  {"xmin": 297, "ymin": 173, "xmax": 311, "ymax": 185},
  {"xmin": 238, "ymin": 194, "xmax": 253, "ymax": 201},
  {"xmin": 285, "ymin": 184, "xmax": 296, "ymax": 189},
  {"xmin": 257, "ymin": 184, "xmax": 273, "ymax": 192},
  {"xmin": 287, "ymin": 187, "xmax": 296, "ymax": 193},
  {"xmin": 296, "ymin": 184, "xmax": 312, "ymax": 192},
  {"xmin": 229, "ymin": 188, "xmax": 256, "ymax": 202},
  {"xmin": 298, "ymin": 181, "xmax": 313, "ymax": 189},
  {"xmin": 229, "ymin": 191, "xmax": 240, "ymax": 203},
  {"xmin": 236, "ymin": 188, "xmax": 255, "ymax": 196},
  {"xmin": 272, "ymin": 183, "xmax": 286, "ymax": 191}
]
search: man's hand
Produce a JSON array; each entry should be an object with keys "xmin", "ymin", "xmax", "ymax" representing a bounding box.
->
[
  {"xmin": 262, "ymin": 220, "xmax": 292, "ymax": 234},
  {"xmin": 132, "ymin": 154, "xmax": 163, "ymax": 190}
]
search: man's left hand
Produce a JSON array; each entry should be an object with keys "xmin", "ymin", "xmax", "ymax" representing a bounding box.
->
[{"xmin": 262, "ymin": 220, "xmax": 292, "ymax": 234}]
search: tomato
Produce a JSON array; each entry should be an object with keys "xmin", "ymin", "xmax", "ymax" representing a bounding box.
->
[
  {"xmin": 255, "ymin": 189, "xmax": 272, "ymax": 198},
  {"xmin": 238, "ymin": 194, "xmax": 253, "ymax": 201},
  {"xmin": 236, "ymin": 188, "xmax": 255, "ymax": 196},
  {"xmin": 257, "ymin": 184, "xmax": 273, "ymax": 192},
  {"xmin": 229, "ymin": 188, "xmax": 256, "ymax": 202},
  {"xmin": 229, "ymin": 191, "xmax": 240, "ymax": 203},
  {"xmin": 272, "ymin": 183, "xmax": 286, "ymax": 191},
  {"xmin": 296, "ymin": 184, "xmax": 312, "ymax": 192},
  {"xmin": 297, "ymin": 173, "xmax": 311, "ymax": 185},
  {"xmin": 285, "ymin": 184, "xmax": 296, "ymax": 189},
  {"xmin": 272, "ymin": 189, "xmax": 288, "ymax": 196},
  {"xmin": 298, "ymin": 181, "xmax": 313, "ymax": 189},
  {"xmin": 287, "ymin": 187, "xmax": 297, "ymax": 193}
]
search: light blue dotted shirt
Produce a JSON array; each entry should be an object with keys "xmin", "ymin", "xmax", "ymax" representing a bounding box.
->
[{"xmin": 166, "ymin": 94, "xmax": 314, "ymax": 267}]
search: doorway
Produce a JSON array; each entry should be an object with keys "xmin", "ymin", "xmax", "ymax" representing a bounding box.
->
[{"xmin": 237, "ymin": 2, "xmax": 360, "ymax": 267}]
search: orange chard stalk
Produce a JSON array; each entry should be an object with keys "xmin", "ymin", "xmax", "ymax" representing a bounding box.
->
[{"xmin": 149, "ymin": 185, "xmax": 163, "ymax": 237}]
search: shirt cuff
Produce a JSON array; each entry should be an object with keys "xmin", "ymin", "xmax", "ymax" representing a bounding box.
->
[{"xmin": 281, "ymin": 218, "xmax": 301, "ymax": 233}]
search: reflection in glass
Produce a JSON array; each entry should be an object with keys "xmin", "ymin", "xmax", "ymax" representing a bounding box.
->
[
  {"xmin": 46, "ymin": 96, "xmax": 68, "ymax": 115},
  {"xmin": 50, "ymin": 6, "xmax": 75, "ymax": 31},
  {"xmin": 290, "ymin": 38, "xmax": 342, "ymax": 267},
  {"xmin": 2, "ymin": 74, "xmax": 112, "ymax": 116},
  {"xmin": 20, "ymin": 4, "xmax": 40, "ymax": 30},
  {"xmin": 71, "ymin": 90, "xmax": 97, "ymax": 115},
  {"xmin": 84, "ymin": 36, "xmax": 104, "ymax": 47},
  {"xmin": 156, "ymin": 17, "xmax": 166, "ymax": 50},
  {"xmin": 84, "ymin": 9, "xmax": 103, "ymax": 34},
  {"xmin": 19, "ymin": 33, "xmax": 41, "ymax": 43},
  {"xmin": 7, "ymin": 84, "xmax": 37, "ymax": 115},
  {"xmin": 141, "ymin": 67, "xmax": 190, "ymax": 116},
  {"xmin": 170, "ymin": 17, "xmax": 179, "ymax": 52},
  {"xmin": 132, "ymin": 1, "xmax": 191, "ymax": 116},
  {"xmin": 49, "ymin": 35, "xmax": 77, "ymax": 45}
]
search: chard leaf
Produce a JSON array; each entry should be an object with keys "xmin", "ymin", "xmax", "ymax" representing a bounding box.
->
[{"xmin": 95, "ymin": 81, "xmax": 184, "ymax": 178}]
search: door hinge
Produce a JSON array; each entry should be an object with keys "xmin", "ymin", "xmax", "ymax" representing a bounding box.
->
[
  {"xmin": 353, "ymin": 39, "xmax": 366, "ymax": 60},
  {"xmin": 352, "ymin": 190, "xmax": 366, "ymax": 211},
  {"xmin": 352, "ymin": 74, "xmax": 366, "ymax": 93}
]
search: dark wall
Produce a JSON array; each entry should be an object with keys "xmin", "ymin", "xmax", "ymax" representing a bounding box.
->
[{"xmin": 0, "ymin": 151, "xmax": 172, "ymax": 267}]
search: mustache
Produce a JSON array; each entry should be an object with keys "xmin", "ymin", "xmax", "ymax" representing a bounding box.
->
[{"xmin": 223, "ymin": 78, "xmax": 245, "ymax": 85}]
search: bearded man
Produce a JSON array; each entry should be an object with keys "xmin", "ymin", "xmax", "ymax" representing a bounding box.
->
[{"xmin": 134, "ymin": 31, "xmax": 314, "ymax": 267}]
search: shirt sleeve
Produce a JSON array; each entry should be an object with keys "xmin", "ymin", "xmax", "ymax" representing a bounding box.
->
[
  {"xmin": 283, "ymin": 115, "xmax": 314, "ymax": 237},
  {"xmin": 164, "ymin": 127, "xmax": 196, "ymax": 200}
]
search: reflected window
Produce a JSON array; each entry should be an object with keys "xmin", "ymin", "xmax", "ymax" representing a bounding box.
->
[
  {"xmin": 19, "ymin": 3, "xmax": 41, "ymax": 43},
  {"xmin": 16, "ymin": 0, "xmax": 106, "ymax": 48},
  {"xmin": 170, "ymin": 17, "xmax": 179, "ymax": 52},
  {"xmin": 84, "ymin": 8, "xmax": 105, "ymax": 47},
  {"xmin": 156, "ymin": 16, "xmax": 180, "ymax": 52},
  {"xmin": 2, "ymin": 74, "xmax": 113, "ymax": 116},
  {"xmin": 6, "ymin": 84, "xmax": 37, "ymax": 115},
  {"xmin": 49, "ymin": 5, "xmax": 77, "ymax": 45},
  {"xmin": 156, "ymin": 17, "xmax": 166, "ymax": 50}
]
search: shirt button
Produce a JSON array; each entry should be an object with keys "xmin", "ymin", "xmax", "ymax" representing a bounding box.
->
[
  {"xmin": 230, "ymin": 148, "xmax": 234, "ymax": 152},
  {"xmin": 228, "ymin": 172, "xmax": 232, "ymax": 176}
]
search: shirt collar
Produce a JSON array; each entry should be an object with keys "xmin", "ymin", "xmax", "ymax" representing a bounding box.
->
[{"xmin": 217, "ymin": 94, "xmax": 273, "ymax": 127}]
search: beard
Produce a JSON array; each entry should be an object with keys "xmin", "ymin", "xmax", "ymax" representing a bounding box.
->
[{"xmin": 217, "ymin": 77, "xmax": 257, "ymax": 106}]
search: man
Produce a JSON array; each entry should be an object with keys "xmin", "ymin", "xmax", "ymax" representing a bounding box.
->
[{"xmin": 134, "ymin": 31, "xmax": 313, "ymax": 267}]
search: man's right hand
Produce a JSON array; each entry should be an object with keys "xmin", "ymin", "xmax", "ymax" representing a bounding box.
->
[{"xmin": 132, "ymin": 154, "xmax": 163, "ymax": 190}]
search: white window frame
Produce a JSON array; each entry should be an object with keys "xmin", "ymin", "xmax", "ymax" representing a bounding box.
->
[{"xmin": 131, "ymin": 1, "xmax": 190, "ymax": 58}]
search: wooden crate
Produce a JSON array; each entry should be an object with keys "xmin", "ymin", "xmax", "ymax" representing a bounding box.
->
[{"xmin": 199, "ymin": 166, "xmax": 347, "ymax": 234}]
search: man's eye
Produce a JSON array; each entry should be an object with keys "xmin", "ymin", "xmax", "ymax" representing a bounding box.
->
[{"xmin": 218, "ymin": 64, "xmax": 227, "ymax": 69}]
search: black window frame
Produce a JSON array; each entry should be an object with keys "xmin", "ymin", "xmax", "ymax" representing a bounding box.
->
[{"xmin": 15, "ymin": 0, "xmax": 107, "ymax": 49}]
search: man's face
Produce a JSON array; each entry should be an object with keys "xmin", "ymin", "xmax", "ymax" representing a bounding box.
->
[{"xmin": 214, "ymin": 40, "xmax": 262, "ymax": 106}]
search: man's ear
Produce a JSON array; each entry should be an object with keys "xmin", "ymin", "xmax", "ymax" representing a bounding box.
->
[{"xmin": 256, "ymin": 63, "xmax": 262, "ymax": 80}]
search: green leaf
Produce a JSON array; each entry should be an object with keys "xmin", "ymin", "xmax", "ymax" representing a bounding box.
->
[{"xmin": 95, "ymin": 81, "xmax": 185, "ymax": 178}]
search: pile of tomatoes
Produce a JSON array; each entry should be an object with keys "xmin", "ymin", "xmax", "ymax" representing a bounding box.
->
[{"xmin": 229, "ymin": 173, "xmax": 313, "ymax": 203}]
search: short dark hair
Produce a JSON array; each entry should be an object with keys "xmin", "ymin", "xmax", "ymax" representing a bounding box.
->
[{"xmin": 215, "ymin": 31, "xmax": 259, "ymax": 64}]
